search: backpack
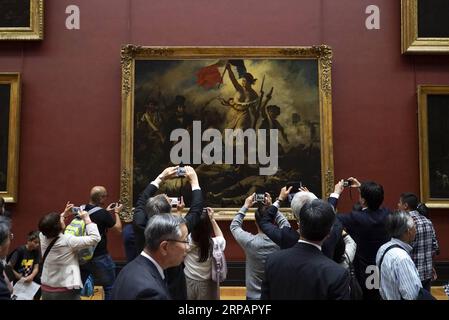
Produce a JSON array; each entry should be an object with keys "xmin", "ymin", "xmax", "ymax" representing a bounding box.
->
[
  {"xmin": 211, "ymin": 240, "xmax": 227, "ymax": 283},
  {"xmin": 64, "ymin": 206, "xmax": 101, "ymax": 265}
]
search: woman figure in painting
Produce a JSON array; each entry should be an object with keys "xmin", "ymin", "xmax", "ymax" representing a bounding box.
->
[{"xmin": 222, "ymin": 63, "xmax": 259, "ymax": 131}]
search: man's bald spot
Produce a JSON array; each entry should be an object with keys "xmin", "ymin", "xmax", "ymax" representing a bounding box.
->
[{"xmin": 90, "ymin": 186, "xmax": 107, "ymax": 204}]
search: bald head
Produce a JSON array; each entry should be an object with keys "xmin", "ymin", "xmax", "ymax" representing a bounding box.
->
[{"xmin": 90, "ymin": 186, "xmax": 107, "ymax": 206}]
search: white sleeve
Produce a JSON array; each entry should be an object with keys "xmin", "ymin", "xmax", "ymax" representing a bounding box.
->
[
  {"xmin": 65, "ymin": 223, "xmax": 101, "ymax": 249},
  {"xmin": 213, "ymin": 236, "xmax": 226, "ymax": 251}
]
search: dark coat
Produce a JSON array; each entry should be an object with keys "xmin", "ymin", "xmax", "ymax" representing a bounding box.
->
[
  {"xmin": 111, "ymin": 255, "xmax": 170, "ymax": 300},
  {"xmin": 261, "ymin": 242, "xmax": 350, "ymax": 300}
]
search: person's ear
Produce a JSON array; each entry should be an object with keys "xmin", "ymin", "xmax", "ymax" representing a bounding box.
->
[{"xmin": 160, "ymin": 241, "xmax": 169, "ymax": 256}]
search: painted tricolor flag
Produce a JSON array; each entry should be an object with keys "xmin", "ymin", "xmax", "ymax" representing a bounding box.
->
[{"xmin": 196, "ymin": 60, "xmax": 247, "ymax": 89}]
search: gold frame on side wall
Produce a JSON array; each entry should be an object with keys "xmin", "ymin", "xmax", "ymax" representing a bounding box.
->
[
  {"xmin": 0, "ymin": 0, "xmax": 44, "ymax": 41},
  {"xmin": 0, "ymin": 73, "xmax": 21, "ymax": 202},
  {"xmin": 418, "ymin": 85, "xmax": 449, "ymax": 208},
  {"xmin": 120, "ymin": 46, "xmax": 334, "ymax": 222},
  {"xmin": 402, "ymin": 0, "xmax": 449, "ymax": 54}
]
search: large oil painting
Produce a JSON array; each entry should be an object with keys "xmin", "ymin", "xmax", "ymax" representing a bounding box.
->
[
  {"xmin": 0, "ymin": 73, "xmax": 20, "ymax": 202},
  {"xmin": 418, "ymin": 85, "xmax": 449, "ymax": 208},
  {"xmin": 120, "ymin": 46, "xmax": 334, "ymax": 221}
]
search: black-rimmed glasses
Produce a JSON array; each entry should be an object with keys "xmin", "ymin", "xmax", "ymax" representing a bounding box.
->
[{"xmin": 166, "ymin": 239, "xmax": 189, "ymax": 245}]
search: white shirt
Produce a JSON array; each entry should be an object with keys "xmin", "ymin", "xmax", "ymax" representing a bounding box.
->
[
  {"xmin": 184, "ymin": 236, "xmax": 226, "ymax": 281},
  {"xmin": 141, "ymin": 251, "xmax": 165, "ymax": 280},
  {"xmin": 39, "ymin": 223, "xmax": 100, "ymax": 289},
  {"xmin": 298, "ymin": 239, "xmax": 322, "ymax": 251}
]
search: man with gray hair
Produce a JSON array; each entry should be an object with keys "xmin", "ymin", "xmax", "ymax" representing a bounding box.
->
[
  {"xmin": 0, "ymin": 216, "xmax": 12, "ymax": 299},
  {"xmin": 375, "ymin": 211, "xmax": 429, "ymax": 300},
  {"xmin": 112, "ymin": 214, "xmax": 189, "ymax": 300},
  {"xmin": 259, "ymin": 184, "xmax": 343, "ymax": 259},
  {"xmin": 133, "ymin": 165, "xmax": 203, "ymax": 300}
]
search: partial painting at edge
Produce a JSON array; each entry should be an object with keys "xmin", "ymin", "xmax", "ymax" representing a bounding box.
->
[
  {"xmin": 0, "ymin": 84, "xmax": 10, "ymax": 191},
  {"xmin": 427, "ymin": 95, "xmax": 449, "ymax": 199},
  {"xmin": 0, "ymin": 0, "xmax": 31, "ymax": 28},
  {"xmin": 132, "ymin": 59, "xmax": 321, "ymax": 207}
]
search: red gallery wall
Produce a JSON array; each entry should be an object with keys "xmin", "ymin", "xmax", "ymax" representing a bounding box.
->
[{"xmin": 1, "ymin": 0, "xmax": 448, "ymax": 263}]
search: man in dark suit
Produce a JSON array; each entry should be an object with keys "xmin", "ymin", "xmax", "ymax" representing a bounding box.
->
[
  {"xmin": 112, "ymin": 214, "xmax": 189, "ymax": 300},
  {"xmin": 0, "ymin": 216, "xmax": 12, "ymax": 300},
  {"xmin": 133, "ymin": 165, "xmax": 203, "ymax": 300},
  {"xmin": 329, "ymin": 178, "xmax": 390, "ymax": 300},
  {"xmin": 261, "ymin": 199, "xmax": 350, "ymax": 300}
]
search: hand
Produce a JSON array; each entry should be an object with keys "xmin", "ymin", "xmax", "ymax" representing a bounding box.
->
[
  {"xmin": 23, "ymin": 276, "xmax": 32, "ymax": 283},
  {"xmin": 158, "ymin": 166, "xmax": 178, "ymax": 181},
  {"xmin": 334, "ymin": 180, "xmax": 344, "ymax": 195},
  {"xmin": 176, "ymin": 196, "xmax": 185, "ymax": 214},
  {"xmin": 244, "ymin": 193, "xmax": 256, "ymax": 209},
  {"xmin": 106, "ymin": 203, "xmax": 117, "ymax": 212},
  {"xmin": 348, "ymin": 177, "xmax": 361, "ymax": 188},
  {"xmin": 79, "ymin": 210, "xmax": 92, "ymax": 224},
  {"xmin": 432, "ymin": 267, "xmax": 438, "ymax": 281},
  {"xmin": 114, "ymin": 202, "xmax": 123, "ymax": 214},
  {"xmin": 298, "ymin": 186, "xmax": 310, "ymax": 193},
  {"xmin": 206, "ymin": 207, "xmax": 214, "ymax": 220},
  {"xmin": 265, "ymin": 192, "xmax": 272, "ymax": 206},
  {"xmin": 184, "ymin": 166, "xmax": 199, "ymax": 186},
  {"xmin": 62, "ymin": 201, "xmax": 74, "ymax": 218},
  {"xmin": 278, "ymin": 186, "xmax": 292, "ymax": 202}
]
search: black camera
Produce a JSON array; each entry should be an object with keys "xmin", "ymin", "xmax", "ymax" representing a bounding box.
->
[
  {"xmin": 169, "ymin": 197, "xmax": 181, "ymax": 208},
  {"xmin": 177, "ymin": 166, "xmax": 186, "ymax": 177},
  {"xmin": 255, "ymin": 193, "xmax": 265, "ymax": 203},
  {"xmin": 286, "ymin": 181, "xmax": 302, "ymax": 203},
  {"xmin": 343, "ymin": 179, "xmax": 352, "ymax": 187}
]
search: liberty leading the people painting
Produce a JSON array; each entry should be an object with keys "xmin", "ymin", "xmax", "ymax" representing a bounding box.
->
[{"xmin": 120, "ymin": 46, "xmax": 334, "ymax": 219}]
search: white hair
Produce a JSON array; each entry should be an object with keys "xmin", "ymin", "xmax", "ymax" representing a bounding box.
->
[{"xmin": 291, "ymin": 191, "xmax": 318, "ymax": 221}]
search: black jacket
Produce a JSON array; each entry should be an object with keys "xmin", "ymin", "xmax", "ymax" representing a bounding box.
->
[
  {"xmin": 261, "ymin": 242, "xmax": 350, "ymax": 300},
  {"xmin": 330, "ymin": 196, "xmax": 390, "ymax": 300},
  {"xmin": 111, "ymin": 255, "xmax": 170, "ymax": 300},
  {"xmin": 0, "ymin": 264, "xmax": 11, "ymax": 300},
  {"xmin": 259, "ymin": 204, "xmax": 343, "ymax": 260},
  {"xmin": 132, "ymin": 181, "xmax": 203, "ymax": 300}
]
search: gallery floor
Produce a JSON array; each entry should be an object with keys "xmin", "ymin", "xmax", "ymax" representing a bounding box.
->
[{"xmin": 84, "ymin": 286, "xmax": 448, "ymax": 300}]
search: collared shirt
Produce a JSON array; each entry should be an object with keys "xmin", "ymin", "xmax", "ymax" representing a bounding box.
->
[
  {"xmin": 298, "ymin": 239, "xmax": 322, "ymax": 251},
  {"xmin": 409, "ymin": 210, "xmax": 439, "ymax": 281},
  {"xmin": 141, "ymin": 251, "xmax": 165, "ymax": 280},
  {"xmin": 376, "ymin": 238, "xmax": 422, "ymax": 300}
]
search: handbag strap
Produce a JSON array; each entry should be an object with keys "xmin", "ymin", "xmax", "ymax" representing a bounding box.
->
[
  {"xmin": 378, "ymin": 244, "xmax": 403, "ymax": 297},
  {"xmin": 42, "ymin": 236, "xmax": 59, "ymax": 266},
  {"xmin": 378, "ymin": 244, "xmax": 403, "ymax": 276}
]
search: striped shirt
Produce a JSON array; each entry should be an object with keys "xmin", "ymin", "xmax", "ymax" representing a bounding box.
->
[
  {"xmin": 376, "ymin": 238, "xmax": 422, "ymax": 300},
  {"xmin": 409, "ymin": 211, "xmax": 439, "ymax": 281}
]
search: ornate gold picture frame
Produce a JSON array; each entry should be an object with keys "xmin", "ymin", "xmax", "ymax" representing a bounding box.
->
[
  {"xmin": 418, "ymin": 85, "xmax": 449, "ymax": 208},
  {"xmin": 120, "ymin": 46, "xmax": 334, "ymax": 221},
  {"xmin": 0, "ymin": 73, "xmax": 21, "ymax": 202},
  {"xmin": 402, "ymin": 0, "xmax": 449, "ymax": 54},
  {"xmin": 0, "ymin": 0, "xmax": 44, "ymax": 41}
]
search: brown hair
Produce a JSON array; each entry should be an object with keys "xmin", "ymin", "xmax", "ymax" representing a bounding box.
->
[{"xmin": 38, "ymin": 212, "xmax": 62, "ymax": 238}]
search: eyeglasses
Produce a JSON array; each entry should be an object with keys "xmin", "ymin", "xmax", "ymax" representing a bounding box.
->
[{"xmin": 166, "ymin": 239, "xmax": 189, "ymax": 245}]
